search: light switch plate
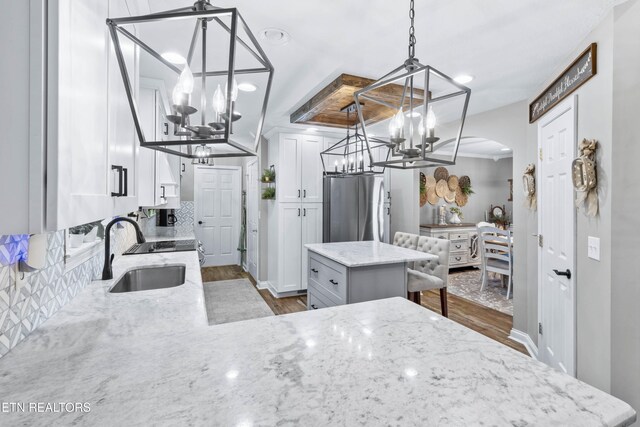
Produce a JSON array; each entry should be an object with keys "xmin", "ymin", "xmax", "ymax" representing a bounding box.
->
[{"xmin": 588, "ymin": 236, "xmax": 600, "ymax": 261}]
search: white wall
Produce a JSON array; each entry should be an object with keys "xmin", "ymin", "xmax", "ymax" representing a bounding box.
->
[
  {"xmin": 611, "ymin": 0, "xmax": 640, "ymax": 418},
  {"xmin": 526, "ymin": 10, "xmax": 615, "ymax": 392},
  {"xmin": 419, "ymin": 157, "xmax": 513, "ymax": 225}
]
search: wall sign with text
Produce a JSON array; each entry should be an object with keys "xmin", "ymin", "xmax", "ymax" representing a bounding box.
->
[{"xmin": 529, "ymin": 43, "xmax": 597, "ymax": 123}]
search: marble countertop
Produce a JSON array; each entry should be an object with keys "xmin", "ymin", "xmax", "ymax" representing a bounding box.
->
[
  {"xmin": 305, "ymin": 241, "xmax": 437, "ymax": 267},
  {"xmin": 0, "ymin": 295, "xmax": 634, "ymax": 426}
]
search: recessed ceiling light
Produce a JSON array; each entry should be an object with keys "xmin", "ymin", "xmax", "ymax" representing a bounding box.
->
[
  {"xmin": 454, "ymin": 74, "xmax": 474, "ymax": 84},
  {"xmin": 260, "ymin": 28, "xmax": 291, "ymax": 45},
  {"xmin": 501, "ymin": 148, "xmax": 511, "ymax": 152},
  {"xmin": 306, "ymin": 127, "xmax": 318, "ymax": 132},
  {"xmin": 161, "ymin": 52, "xmax": 186, "ymax": 65},
  {"xmin": 238, "ymin": 82, "xmax": 257, "ymax": 92}
]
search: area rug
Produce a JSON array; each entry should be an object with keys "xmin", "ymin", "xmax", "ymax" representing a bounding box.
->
[
  {"xmin": 203, "ymin": 279, "xmax": 275, "ymax": 325},
  {"xmin": 446, "ymin": 268, "xmax": 513, "ymax": 316}
]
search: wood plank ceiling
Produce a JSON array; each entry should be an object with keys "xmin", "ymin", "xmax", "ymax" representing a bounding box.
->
[{"xmin": 290, "ymin": 73, "xmax": 424, "ymax": 128}]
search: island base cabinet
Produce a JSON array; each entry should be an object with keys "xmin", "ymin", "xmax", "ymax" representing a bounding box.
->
[{"xmin": 307, "ymin": 252, "xmax": 407, "ymax": 310}]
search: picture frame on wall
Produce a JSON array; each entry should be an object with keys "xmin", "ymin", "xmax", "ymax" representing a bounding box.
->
[{"xmin": 529, "ymin": 43, "xmax": 597, "ymax": 123}]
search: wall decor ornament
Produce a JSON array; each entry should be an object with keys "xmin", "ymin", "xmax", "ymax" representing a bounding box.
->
[
  {"xmin": 522, "ymin": 164, "xmax": 537, "ymax": 211},
  {"xmin": 572, "ymin": 138, "xmax": 598, "ymax": 217}
]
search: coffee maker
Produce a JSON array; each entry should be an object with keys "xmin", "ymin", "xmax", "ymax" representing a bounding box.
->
[{"xmin": 157, "ymin": 209, "xmax": 177, "ymax": 227}]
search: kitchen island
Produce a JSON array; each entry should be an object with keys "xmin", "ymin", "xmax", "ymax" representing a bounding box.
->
[{"xmin": 304, "ymin": 241, "xmax": 436, "ymax": 309}]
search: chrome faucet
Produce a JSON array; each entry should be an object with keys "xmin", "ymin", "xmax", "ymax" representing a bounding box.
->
[{"xmin": 101, "ymin": 217, "xmax": 146, "ymax": 280}]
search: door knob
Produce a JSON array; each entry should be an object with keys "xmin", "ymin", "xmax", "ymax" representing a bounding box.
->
[
  {"xmin": 198, "ymin": 221, "xmax": 203, "ymax": 225},
  {"xmin": 553, "ymin": 269, "xmax": 572, "ymax": 279}
]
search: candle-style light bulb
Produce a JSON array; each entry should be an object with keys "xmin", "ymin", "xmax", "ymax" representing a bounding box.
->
[
  {"xmin": 426, "ymin": 106, "xmax": 437, "ymax": 130},
  {"xmin": 225, "ymin": 78, "xmax": 239, "ymax": 102},
  {"xmin": 334, "ymin": 160, "xmax": 338, "ymax": 173},
  {"xmin": 388, "ymin": 108, "xmax": 405, "ymax": 141},
  {"xmin": 178, "ymin": 63, "xmax": 194, "ymax": 94},
  {"xmin": 213, "ymin": 84, "xmax": 225, "ymax": 114},
  {"xmin": 172, "ymin": 83, "xmax": 185, "ymax": 106}
]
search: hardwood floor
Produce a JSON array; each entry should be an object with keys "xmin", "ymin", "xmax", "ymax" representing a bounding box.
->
[{"xmin": 200, "ymin": 265, "xmax": 527, "ymax": 355}]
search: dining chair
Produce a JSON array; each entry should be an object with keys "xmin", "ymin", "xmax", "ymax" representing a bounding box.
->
[
  {"xmin": 476, "ymin": 222, "xmax": 495, "ymax": 282},
  {"xmin": 407, "ymin": 236, "xmax": 451, "ymax": 317},
  {"xmin": 478, "ymin": 226, "xmax": 513, "ymax": 299}
]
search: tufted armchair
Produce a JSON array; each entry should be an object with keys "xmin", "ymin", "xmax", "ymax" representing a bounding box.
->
[
  {"xmin": 393, "ymin": 232, "xmax": 419, "ymax": 250},
  {"xmin": 407, "ymin": 236, "xmax": 451, "ymax": 317}
]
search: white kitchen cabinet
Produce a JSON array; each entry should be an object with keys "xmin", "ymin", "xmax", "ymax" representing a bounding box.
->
[
  {"xmin": 273, "ymin": 203, "xmax": 323, "ymax": 293},
  {"xmin": 266, "ymin": 131, "xmax": 327, "ymax": 295},
  {"xmin": 0, "ymin": 0, "xmax": 140, "ymax": 234},
  {"xmin": 278, "ymin": 134, "xmax": 302, "ymax": 203},
  {"xmin": 138, "ymin": 81, "xmax": 181, "ymax": 209},
  {"xmin": 300, "ymin": 135, "xmax": 324, "ymax": 202},
  {"xmin": 275, "ymin": 133, "xmax": 323, "ymax": 203},
  {"xmin": 301, "ymin": 203, "xmax": 323, "ymax": 289}
]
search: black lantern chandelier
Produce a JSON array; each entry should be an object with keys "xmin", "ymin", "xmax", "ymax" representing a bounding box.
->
[
  {"xmin": 107, "ymin": 1, "xmax": 274, "ymax": 160},
  {"xmin": 320, "ymin": 103, "xmax": 389, "ymax": 175},
  {"xmin": 355, "ymin": 0, "xmax": 471, "ymax": 169}
]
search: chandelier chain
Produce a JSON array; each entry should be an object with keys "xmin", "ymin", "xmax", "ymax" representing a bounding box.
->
[{"xmin": 408, "ymin": 0, "xmax": 416, "ymax": 58}]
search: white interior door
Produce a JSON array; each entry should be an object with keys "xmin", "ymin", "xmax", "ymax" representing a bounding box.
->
[
  {"xmin": 246, "ymin": 160, "xmax": 259, "ymax": 279},
  {"xmin": 538, "ymin": 96, "xmax": 577, "ymax": 376},
  {"xmin": 194, "ymin": 166, "xmax": 241, "ymax": 267}
]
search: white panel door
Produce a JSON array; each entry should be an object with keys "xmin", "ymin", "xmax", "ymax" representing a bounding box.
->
[
  {"xmin": 538, "ymin": 96, "xmax": 577, "ymax": 376},
  {"xmin": 301, "ymin": 135, "xmax": 324, "ymax": 202},
  {"xmin": 301, "ymin": 204, "xmax": 322, "ymax": 290},
  {"xmin": 279, "ymin": 205, "xmax": 302, "ymax": 292},
  {"xmin": 246, "ymin": 160, "xmax": 259, "ymax": 279},
  {"xmin": 279, "ymin": 135, "xmax": 302, "ymax": 203},
  {"xmin": 194, "ymin": 166, "xmax": 241, "ymax": 267}
]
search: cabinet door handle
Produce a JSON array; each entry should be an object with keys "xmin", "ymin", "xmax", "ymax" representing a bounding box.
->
[
  {"xmin": 303, "ymin": 208, "xmax": 306, "ymax": 216},
  {"xmin": 161, "ymin": 185, "xmax": 166, "ymax": 199},
  {"xmin": 303, "ymin": 189, "xmax": 306, "ymax": 198},
  {"xmin": 181, "ymin": 163, "xmax": 186, "ymax": 173},
  {"xmin": 455, "ymin": 257, "xmax": 462, "ymax": 261},
  {"xmin": 111, "ymin": 165, "xmax": 123, "ymax": 197},
  {"xmin": 163, "ymin": 122, "xmax": 169, "ymax": 135},
  {"xmin": 198, "ymin": 221, "xmax": 203, "ymax": 225},
  {"xmin": 122, "ymin": 167, "xmax": 128, "ymax": 197},
  {"xmin": 387, "ymin": 207, "xmax": 390, "ymax": 215},
  {"xmin": 298, "ymin": 189, "xmax": 301, "ymax": 198},
  {"xmin": 329, "ymin": 279, "xmax": 338, "ymax": 285},
  {"xmin": 298, "ymin": 208, "xmax": 300, "ymax": 216},
  {"xmin": 387, "ymin": 191, "xmax": 391, "ymax": 200},
  {"xmin": 455, "ymin": 244, "xmax": 462, "ymax": 249},
  {"xmin": 311, "ymin": 304, "xmax": 318, "ymax": 310},
  {"xmin": 311, "ymin": 268, "xmax": 318, "ymax": 273}
]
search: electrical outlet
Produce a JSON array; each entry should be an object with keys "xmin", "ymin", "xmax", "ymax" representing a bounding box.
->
[{"xmin": 588, "ymin": 236, "xmax": 600, "ymax": 261}]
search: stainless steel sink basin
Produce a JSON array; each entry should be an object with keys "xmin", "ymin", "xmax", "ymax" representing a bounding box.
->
[{"xmin": 109, "ymin": 265, "xmax": 186, "ymax": 293}]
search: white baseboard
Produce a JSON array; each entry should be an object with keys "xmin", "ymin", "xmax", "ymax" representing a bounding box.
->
[
  {"xmin": 509, "ymin": 329, "xmax": 539, "ymax": 359},
  {"xmin": 259, "ymin": 281, "xmax": 306, "ymax": 299}
]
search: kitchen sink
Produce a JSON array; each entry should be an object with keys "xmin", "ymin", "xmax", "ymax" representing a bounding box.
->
[{"xmin": 109, "ymin": 265, "xmax": 186, "ymax": 293}]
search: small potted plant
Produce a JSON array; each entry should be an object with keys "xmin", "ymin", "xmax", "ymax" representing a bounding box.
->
[
  {"xmin": 262, "ymin": 186, "xmax": 276, "ymax": 200},
  {"xmin": 449, "ymin": 207, "xmax": 463, "ymax": 224},
  {"xmin": 261, "ymin": 166, "xmax": 276, "ymax": 183}
]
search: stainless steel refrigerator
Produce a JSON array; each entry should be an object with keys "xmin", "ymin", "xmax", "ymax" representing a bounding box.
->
[{"xmin": 323, "ymin": 175, "xmax": 390, "ymax": 243}]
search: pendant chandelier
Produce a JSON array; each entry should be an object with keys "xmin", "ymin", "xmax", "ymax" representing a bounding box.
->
[
  {"xmin": 107, "ymin": 1, "xmax": 274, "ymax": 160},
  {"xmin": 320, "ymin": 103, "xmax": 389, "ymax": 175},
  {"xmin": 354, "ymin": 0, "xmax": 471, "ymax": 169}
]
